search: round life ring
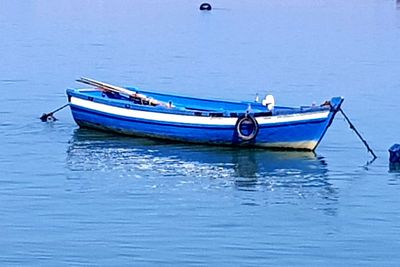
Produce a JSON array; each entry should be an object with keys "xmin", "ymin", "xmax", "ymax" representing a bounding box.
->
[
  {"xmin": 235, "ymin": 114, "xmax": 259, "ymax": 141},
  {"xmin": 200, "ymin": 3, "xmax": 212, "ymax": 11}
]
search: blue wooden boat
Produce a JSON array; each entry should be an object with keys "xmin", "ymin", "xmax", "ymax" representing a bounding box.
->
[{"xmin": 67, "ymin": 78, "xmax": 343, "ymax": 151}]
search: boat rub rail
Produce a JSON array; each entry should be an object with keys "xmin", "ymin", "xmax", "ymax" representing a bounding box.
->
[{"xmin": 67, "ymin": 88, "xmax": 331, "ymax": 118}]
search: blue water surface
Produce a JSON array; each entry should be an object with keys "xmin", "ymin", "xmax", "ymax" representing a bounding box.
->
[{"xmin": 1, "ymin": 0, "xmax": 400, "ymax": 266}]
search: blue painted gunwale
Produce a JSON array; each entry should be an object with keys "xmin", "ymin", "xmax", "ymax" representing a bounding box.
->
[{"xmin": 66, "ymin": 87, "xmax": 344, "ymax": 150}]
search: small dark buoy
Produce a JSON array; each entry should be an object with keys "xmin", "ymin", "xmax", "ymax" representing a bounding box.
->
[
  {"xmin": 40, "ymin": 112, "xmax": 57, "ymax": 122},
  {"xmin": 389, "ymin": 144, "xmax": 400, "ymax": 163},
  {"xmin": 46, "ymin": 114, "xmax": 57, "ymax": 122},
  {"xmin": 40, "ymin": 103, "xmax": 69, "ymax": 122},
  {"xmin": 200, "ymin": 3, "xmax": 212, "ymax": 11}
]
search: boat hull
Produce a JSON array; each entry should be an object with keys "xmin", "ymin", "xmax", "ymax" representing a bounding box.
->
[{"xmin": 68, "ymin": 94, "xmax": 343, "ymax": 151}]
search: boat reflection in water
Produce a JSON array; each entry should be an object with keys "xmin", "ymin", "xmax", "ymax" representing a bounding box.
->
[
  {"xmin": 67, "ymin": 129, "xmax": 338, "ymax": 214},
  {"xmin": 389, "ymin": 163, "xmax": 400, "ymax": 173}
]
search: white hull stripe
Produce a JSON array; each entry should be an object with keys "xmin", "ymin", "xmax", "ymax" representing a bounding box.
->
[{"xmin": 70, "ymin": 97, "xmax": 330, "ymax": 126}]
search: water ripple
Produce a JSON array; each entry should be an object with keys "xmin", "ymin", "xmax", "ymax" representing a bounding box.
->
[{"xmin": 64, "ymin": 129, "xmax": 339, "ymax": 212}]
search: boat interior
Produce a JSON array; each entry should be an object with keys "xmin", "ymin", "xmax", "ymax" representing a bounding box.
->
[{"xmin": 71, "ymin": 87, "xmax": 329, "ymax": 117}]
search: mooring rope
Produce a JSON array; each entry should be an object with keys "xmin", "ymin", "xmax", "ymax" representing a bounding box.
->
[{"xmin": 339, "ymin": 108, "xmax": 377, "ymax": 159}]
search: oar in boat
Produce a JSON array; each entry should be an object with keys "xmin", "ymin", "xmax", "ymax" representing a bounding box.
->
[{"xmin": 76, "ymin": 77, "xmax": 167, "ymax": 107}]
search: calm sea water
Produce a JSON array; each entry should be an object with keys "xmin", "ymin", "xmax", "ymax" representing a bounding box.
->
[{"xmin": 1, "ymin": 0, "xmax": 400, "ymax": 266}]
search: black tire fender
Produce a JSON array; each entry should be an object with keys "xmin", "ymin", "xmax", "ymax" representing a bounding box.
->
[{"xmin": 235, "ymin": 114, "xmax": 259, "ymax": 141}]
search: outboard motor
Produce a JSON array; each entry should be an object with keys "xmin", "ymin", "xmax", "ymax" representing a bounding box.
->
[{"xmin": 262, "ymin": 95, "xmax": 275, "ymax": 111}]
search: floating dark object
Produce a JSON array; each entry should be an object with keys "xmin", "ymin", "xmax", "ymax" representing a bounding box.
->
[
  {"xmin": 40, "ymin": 113, "xmax": 57, "ymax": 122},
  {"xmin": 40, "ymin": 103, "xmax": 69, "ymax": 122},
  {"xmin": 200, "ymin": 3, "xmax": 212, "ymax": 11},
  {"xmin": 389, "ymin": 144, "xmax": 400, "ymax": 163}
]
